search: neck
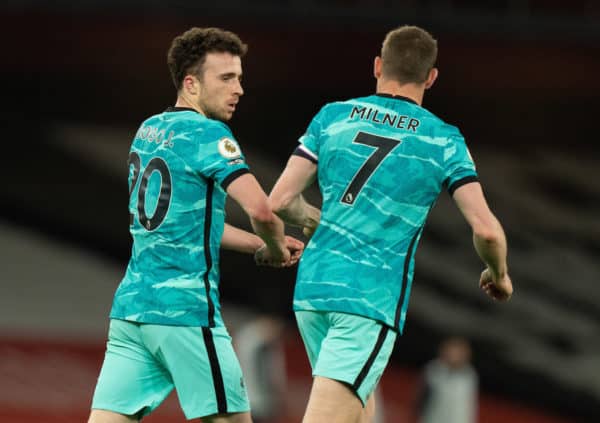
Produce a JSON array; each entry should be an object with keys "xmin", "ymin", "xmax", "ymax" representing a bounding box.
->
[
  {"xmin": 174, "ymin": 94, "xmax": 205, "ymax": 115},
  {"xmin": 376, "ymin": 79, "xmax": 424, "ymax": 105}
]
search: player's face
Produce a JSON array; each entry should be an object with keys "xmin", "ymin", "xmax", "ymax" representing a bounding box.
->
[{"xmin": 197, "ymin": 52, "xmax": 244, "ymax": 122}]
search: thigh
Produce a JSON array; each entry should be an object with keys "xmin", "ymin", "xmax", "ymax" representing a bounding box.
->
[
  {"xmin": 303, "ymin": 376, "xmax": 363, "ymax": 423},
  {"xmin": 91, "ymin": 319, "xmax": 174, "ymax": 418},
  {"xmin": 303, "ymin": 312, "xmax": 396, "ymax": 406},
  {"xmin": 148, "ymin": 324, "xmax": 250, "ymax": 420},
  {"xmin": 88, "ymin": 409, "xmax": 139, "ymax": 423}
]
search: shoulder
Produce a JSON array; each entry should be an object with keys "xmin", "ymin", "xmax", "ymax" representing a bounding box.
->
[
  {"xmin": 464, "ymin": 364, "xmax": 478, "ymax": 379},
  {"xmin": 179, "ymin": 113, "xmax": 231, "ymax": 132},
  {"xmin": 424, "ymin": 359, "xmax": 443, "ymax": 373},
  {"xmin": 440, "ymin": 122, "xmax": 464, "ymax": 144},
  {"xmin": 204, "ymin": 118, "xmax": 233, "ymax": 134},
  {"xmin": 416, "ymin": 106, "xmax": 458, "ymax": 132},
  {"xmin": 311, "ymin": 97, "xmax": 370, "ymax": 121},
  {"xmin": 423, "ymin": 360, "xmax": 445, "ymax": 380},
  {"xmin": 203, "ymin": 118, "xmax": 235, "ymax": 140},
  {"xmin": 181, "ymin": 115, "xmax": 235, "ymax": 142},
  {"xmin": 418, "ymin": 108, "xmax": 465, "ymax": 145}
]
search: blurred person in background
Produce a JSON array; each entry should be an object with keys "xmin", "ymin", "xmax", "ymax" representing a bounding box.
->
[
  {"xmin": 234, "ymin": 315, "xmax": 288, "ymax": 423},
  {"xmin": 268, "ymin": 25, "xmax": 513, "ymax": 423},
  {"xmin": 416, "ymin": 337, "xmax": 478, "ymax": 423},
  {"xmin": 88, "ymin": 27, "xmax": 303, "ymax": 423}
]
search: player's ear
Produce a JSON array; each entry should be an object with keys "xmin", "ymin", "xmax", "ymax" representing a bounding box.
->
[
  {"xmin": 374, "ymin": 56, "xmax": 382, "ymax": 79},
  {"xmin": 183, "ymin": 74, "xmax": 199, "ymax": 95},
  {"xmin": 424, "ymin": 67, "xmax": 438, "ymax": 89}
]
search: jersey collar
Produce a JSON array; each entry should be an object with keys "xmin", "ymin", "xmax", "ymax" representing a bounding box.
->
[
  {"xmin": 165, "ymin": 106, "xmax": 199, "ymax": 113},
  {"xmin": 375, "ymin": 93, "xmax": 418, "ymax": 105}
]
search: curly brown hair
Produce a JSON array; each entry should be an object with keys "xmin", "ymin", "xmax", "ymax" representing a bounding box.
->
[
  {"xmin": 167, "ymin": 27, "xmax": 248, "ymax": 91},
  {"xmin": 381, "ymin": 26, "xmax": 437, "ymax": 84}
]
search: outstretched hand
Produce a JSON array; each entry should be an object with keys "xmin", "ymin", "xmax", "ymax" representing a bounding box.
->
[
  {"xmin": 479, "ymin": 268, "xmax": 513, "ymax": 302},
  {"xmin": 254, "ymin": 236, "xmax": 304, "ymax": 268},
  {"xmin": 302, "ymin": 213, "xmax": 321, "ymax": 239}
]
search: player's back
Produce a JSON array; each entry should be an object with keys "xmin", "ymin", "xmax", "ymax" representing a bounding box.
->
[
  {"xmin": 295, "ymin": 94, "xmax": 477, "ymax": 331},
  {"xmin": 110, "ymin": 108, "xmax": 246, "ymax": 327}
]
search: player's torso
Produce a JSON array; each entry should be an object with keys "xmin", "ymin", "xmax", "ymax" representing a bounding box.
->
[
  {"xmin": 111, "ymin": 110, "xmax": 228, "ymax": 326},
  {"xmin": 127, "ymin": 113, "xmax": 227, "ymax": 269},
  {"xmin": 310, "ymin": 95, "xmax": 449, "ymax": 261},
  {"xmin": 296, "ymin": 95, "xmax": 457, "ymax": 328}
]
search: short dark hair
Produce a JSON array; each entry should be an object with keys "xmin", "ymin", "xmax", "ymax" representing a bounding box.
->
[
  {"xmin": 381, "ymin": 25, "xmax": 437, "ymax": 84},
  {"xmin": 167, "ymin": 27, "xmax": 248, "ymax": 91}
]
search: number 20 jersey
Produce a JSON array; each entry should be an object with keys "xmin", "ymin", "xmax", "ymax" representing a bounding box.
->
[
  {"xmin": 293, "ymin": 94, "xmax": 478, "ymax": 332},
  {"xmin": 110, "ymin": 108, "xmax": 250, "ymax": 327}
]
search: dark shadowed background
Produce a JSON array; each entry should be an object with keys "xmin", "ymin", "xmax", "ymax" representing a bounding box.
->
[{"xmin": 1, "ymin": 1, "xmax": 599, "ymax": 422}]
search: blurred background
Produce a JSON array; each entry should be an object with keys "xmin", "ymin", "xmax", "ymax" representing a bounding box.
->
[{"xmin": 1, "ymin": 1, "xmax": 599, "ymax": 422}]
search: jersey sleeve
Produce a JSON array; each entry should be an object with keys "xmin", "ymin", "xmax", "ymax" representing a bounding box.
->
[
  {"xmin": 443, "ymin": 134, "xmax": 478, "ymax": 195},
  {"xmin": 293, "ymin": 106, "xmax": 327, "ymax": 163},
  {"xmin": 193, "ymin": 122, "xmax": 250, "ymax": 190}
]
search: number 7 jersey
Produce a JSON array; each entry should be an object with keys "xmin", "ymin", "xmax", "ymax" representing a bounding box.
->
[
  {"xmin": 293, "ymin": 94, "xmax": 478, "ymax": 332},
  {"xmin": 110, "ymin": 107, "xmax": 250, "ymax": 327}
]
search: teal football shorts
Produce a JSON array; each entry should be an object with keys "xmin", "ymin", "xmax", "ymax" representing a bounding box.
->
[
  {"xmin": 295, "ymin": 310, "xmax": 397, "ymax": 405},
  {"xmin": 91, "ymin": 319, "xmax": 250, "ymax": 419}
]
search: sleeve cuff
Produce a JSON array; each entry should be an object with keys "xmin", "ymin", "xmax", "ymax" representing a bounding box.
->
[
  {"xmin": 293, "ymin": 145, "xmax": 318, "ymax": 164},
  {"xmin": 446, "ymin": 175, "xmax": 479, "ymax": 196}
]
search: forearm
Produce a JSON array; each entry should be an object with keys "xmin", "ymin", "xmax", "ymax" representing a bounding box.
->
[
  {"xmin": 221, "ymin": 223, "xmax": 264, "ymax": 254},
  {"xmin": 269, "ymin": 155, "xmax": 319, "ymax": 230},
  {"xmin": 473, "ymin": 217, "xmax": 508, "ymax": 279},
  {"xmin": 250, "ymin": 212, "xmax": 287, "ymax": 254},
  {"xmin": 225, "ymin": 173, "xmax": 287, "ymax": 256}
]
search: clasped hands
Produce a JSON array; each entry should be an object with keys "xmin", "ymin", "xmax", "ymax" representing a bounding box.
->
[{"xmin": 254, "ymin": 236, "xmax": 304, "ymax": 268}]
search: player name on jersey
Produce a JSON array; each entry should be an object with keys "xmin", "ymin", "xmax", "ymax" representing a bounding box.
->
[
  {"xmin": 136, "ymin": 125, "xmax": 176, "ymax": 148},
  {"xmin": 349, "ymin": 106, "xmax": 420, "ymax": 132}
]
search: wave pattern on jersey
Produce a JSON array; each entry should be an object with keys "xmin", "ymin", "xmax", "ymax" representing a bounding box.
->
[
  {"xmin": 293, "ymin": 95, "xmax": 477, "ymax": 332},
  {"xmin": 110, "ymin": 110, "xmax": 248, "ymax": 327}
]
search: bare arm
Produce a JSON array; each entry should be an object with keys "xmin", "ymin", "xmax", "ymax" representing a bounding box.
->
[
  {"xmin": 221, "ymin": 222, "xmax": 304, "ymax": 266},
  {"xmin": 226, "ymin": 173, "xmax": 289, "ymax": 264},
  {"xmin": 453, "ymin": 182, "xmax": 513, "ymax": 301},
  {"xmin": 269, "ymin": 156, "xmax": 321, "ymax": 236},
  {"xmin": 221, "ymin": 223, "xmax": 264, "ymax": 254}
]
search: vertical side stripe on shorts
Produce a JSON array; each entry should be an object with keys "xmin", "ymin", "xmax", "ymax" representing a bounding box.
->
[
  {"xmin": 203, "ymin": 181, "xmax": 216, "ymax": 327},
  {"xmin": 202, "ymin": 326, "xmax": 227, "ymax": 414},
  {"xmin": 352, "ymin": 325, "xmax": 390, "ymax": 392}
]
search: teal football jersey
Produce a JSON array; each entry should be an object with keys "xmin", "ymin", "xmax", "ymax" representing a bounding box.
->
[
  {"xmin": 293, "ymin": 94, "xmax": 478, "ymax": 332},
  {"xmin": 110, "ymin": 107, "xmax": 250, "ymax": 327}
]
